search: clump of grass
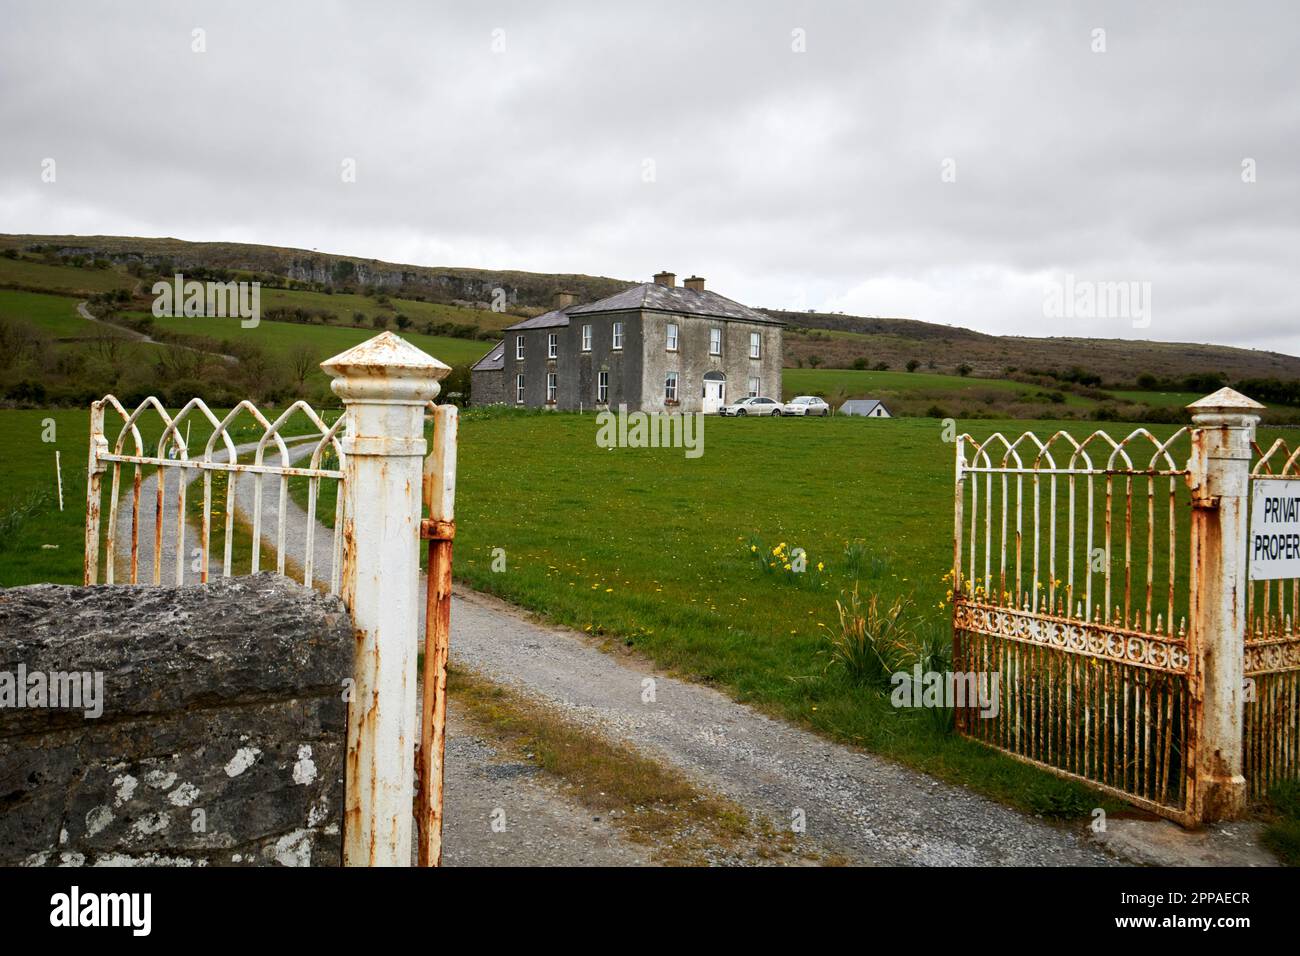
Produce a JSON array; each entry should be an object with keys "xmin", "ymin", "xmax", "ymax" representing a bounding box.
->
[
  {"xmin": 911, "ymin": 621, "xmax": 956, "ymax": 735},
  {"xmin": 0, "ymin": 489, "xmax": 53, "ymax": 547},
  {"xmin": 842, "ymin": 539, "xmax": 891, "ymax": 579},
  {"xmin": 821, "ymin": 586, "xmax": 915, "ymax": 689},
  {"xmin": 1262, "ymin": 780, "xmax": 1300, "ymax": 866}
]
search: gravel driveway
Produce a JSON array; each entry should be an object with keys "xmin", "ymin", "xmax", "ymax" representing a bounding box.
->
[{"xmin": 121, "ymin": 439, "xmax": 1117, "ymax": 866}]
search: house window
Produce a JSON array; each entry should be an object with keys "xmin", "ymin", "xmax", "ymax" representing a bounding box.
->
[
  {"xmin": 709, "ymin": 327, "xmax": 721, "ymax": 356},
  {"xmin": 747, "ymin": 376, "xmax": 760, "ymax": 398},
  {"xmin": 749, "ymin": 332, "xmax": 761, "ymax": 359},
  {"xmin": 665, "ymin": 372, "xmax": 678, "ymax": 402},
  {"xmin": 516, "ymin": 374, "xmax": 525, "ymax": 403},
  {"xmin": 666, "ymin": 323, "xmax": 678, "ymax": 352},
  {"xmin": 516, "ymin": 335, "xmax": 525, "ymax": 361},
  {"xmin": 582, "ymin": 324, "xmax": 592, "ymax": 351},
  {"xmin": 597, "ymin": 371, "xmax": 608, "ymax": 404},
  {"xmin": 612, "ymin": 322, "xmax": 624, "ymax": 350},
  {"xmin": 548, "ymin": 332, "xmax": 558, "ymax": 358},
  {"xmin": 546, "ymin": 372, "xmax": 557, "ymax": 403}
]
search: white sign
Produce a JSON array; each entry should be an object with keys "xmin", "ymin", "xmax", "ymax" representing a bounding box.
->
[{"xmin": 1250, "ymin": 479, "xmax": 1300, "ymax": 581}]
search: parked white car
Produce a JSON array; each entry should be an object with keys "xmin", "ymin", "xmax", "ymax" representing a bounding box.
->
[
  {"xmin": 719, "ymin": 396, "xmax": 783, "ymax": 417},
  {"xmin": 781, "ymin": 395, "xmax": 830, "ymax": 417}
]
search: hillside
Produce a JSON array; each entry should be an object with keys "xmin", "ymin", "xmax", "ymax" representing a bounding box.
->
[
  {"xmin": 0, "ymin": 234, "xmax": 1296, "ymax": 422},
  {"xmin": 0, "ymin": 234, "xmax": 633, "ymax": 313},
  {"xmin": 772, "ymin": 310, "xmax": 1300, "ymax": 385}
]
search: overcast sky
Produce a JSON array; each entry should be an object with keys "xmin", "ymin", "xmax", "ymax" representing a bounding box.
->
[{"xmin": 1, "ymin": 1, "xmax": 1296, "ymax": 353}]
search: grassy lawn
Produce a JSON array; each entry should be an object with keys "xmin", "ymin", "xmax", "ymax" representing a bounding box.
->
[
  {"xmin": 4, "ymin": 403, "xmax": 1295, "ymax": 826},
  {"xmin": 0, "ymin": 289, "xmax": 130, "ymax": 339}
]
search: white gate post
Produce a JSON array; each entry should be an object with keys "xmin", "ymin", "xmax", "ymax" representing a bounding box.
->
[
  {"xmin": 321, "ymin": 332, "xmax": 450, "ymax": 866},
  {"xmin": 1186, "ymin": 387, "xmax": 1264, "ymax": 822}
]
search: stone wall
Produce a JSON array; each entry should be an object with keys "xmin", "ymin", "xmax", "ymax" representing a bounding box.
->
[
  {"xmin": 470, "ymin": 366, "xmax": 505, "ymax": 406},
  {"xmin": 0, "ymin": 575, "xmax": 352, "ymax": 867}
]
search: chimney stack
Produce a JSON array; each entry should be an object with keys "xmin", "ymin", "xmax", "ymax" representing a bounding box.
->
[
  {"xmin": 684, "ymin": 276, "xmax": 705, "ymax": 292},
  {"xmin": 653, "ymin": 271, "xmax": 676, "ymax": 288},
  {"xmin": 553, "ymin": 290, "xmax": 577, "ymax": 309}
]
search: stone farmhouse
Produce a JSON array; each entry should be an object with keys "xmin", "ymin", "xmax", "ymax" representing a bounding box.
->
[{"xmin": 470, "ymin": 272, "xmax": 784, "ymax": 413}]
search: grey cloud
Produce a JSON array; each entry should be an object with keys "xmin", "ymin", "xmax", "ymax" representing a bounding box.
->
[{"xmin": 0, "ymin": 0, "xmax": 1295, "ymax": 352}]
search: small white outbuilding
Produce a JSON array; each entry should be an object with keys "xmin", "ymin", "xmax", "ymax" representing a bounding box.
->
[{"xmin": 839, "ymin": 399, "xmax": 891, "ymax": 418}]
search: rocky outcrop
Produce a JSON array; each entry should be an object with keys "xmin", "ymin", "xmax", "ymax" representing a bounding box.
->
[{"xmin": 0, "ymin": 575, "xmax": 351, "ymax": 867}]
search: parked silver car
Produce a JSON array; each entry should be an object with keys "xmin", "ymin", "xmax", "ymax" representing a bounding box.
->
[
  {"xmin": 782, "ymin": 395, "xmax": 830, "ymax": 417},
  {"xmin": 719, "ymin": 396, "xmax": 783, "ymax": 417}
]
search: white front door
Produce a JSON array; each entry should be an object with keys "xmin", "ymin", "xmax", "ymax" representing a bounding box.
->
[{"xmin": 703, "ymin": 379, "xmax": 725, "ymax": 414}]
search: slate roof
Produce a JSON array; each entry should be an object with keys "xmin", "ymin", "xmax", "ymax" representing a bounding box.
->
[
  {"xmin": 502, "ymin": 307, "xmax": 576, "ymax": 331},
  {"xmin": 470, "ymin": 340, "xmax": 505, "ymax": 371},
  {"xmin": 840, "ymin": 399, "xmax": 889, "ymax": 416},
  {"xmin": 568, "ymin": 283, "xmax": 783, "ymax": 325}
]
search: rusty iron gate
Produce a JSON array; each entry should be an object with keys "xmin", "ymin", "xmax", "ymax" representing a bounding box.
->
[
  {"xmin": 952, "ymin": 424, "xmax": 1198, "ymax": 823},
  {"xmin": 1245, "ymin": 438, "xmax": 1300, "ymax": 799},
  {"xmin": 952, "ymin": 388, "xmax": 1287, "ymax": 825},
  {"xmin": 84, "ymin": 395, "xmax": 348, "ymax": 591},
  {"xmin": 83, "ymin": 332, "xmax": 458, "ymax": 867}
]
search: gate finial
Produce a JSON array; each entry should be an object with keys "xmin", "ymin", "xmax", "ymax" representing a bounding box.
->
[{"xmin": 1186, "ymin": 387, "xmax": 1265, "ymax": 417}]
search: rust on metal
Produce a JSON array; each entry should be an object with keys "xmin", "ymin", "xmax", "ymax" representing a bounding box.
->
[
  {"xmin": 417, "ymin": 403, "xmax": 458, "ymax": 867},
  {"xmin": 953, "ymin": 424, "xmax": 1198, "ymax": 823},
  {"xmin": 82, "ymin": 393, "xmax": 347, "ymax": 593}
]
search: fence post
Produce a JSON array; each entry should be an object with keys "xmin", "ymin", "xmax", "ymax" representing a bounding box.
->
[
  {"xmin": 83, "ymin": 400, "xmax": 108, "ymax": 585},
  {"xmin": 1186, "ymin": 386, "xmax": 1264, "ymax": 822},
  {"xmin": 321, "ymin": 332, "xmax": 450, "ymax": 866}
]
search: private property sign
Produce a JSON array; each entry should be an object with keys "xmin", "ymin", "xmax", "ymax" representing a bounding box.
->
[{"xmin": 1250, "ymin": 479, "xmax": 1300, "ymax": 581}]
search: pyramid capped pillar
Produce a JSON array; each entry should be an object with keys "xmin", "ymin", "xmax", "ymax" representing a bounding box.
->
[{"xmin": 320, "ymin": 332, "xmax": 450, "ymax": 866}]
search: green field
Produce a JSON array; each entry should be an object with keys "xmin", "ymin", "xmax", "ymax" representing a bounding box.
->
[
  {"xmin": 0, "ymin": 255, "xmax": 134, "ymax": 294},
  {"xmin": 3, "ymin": 240, "xmax": 1298, "ymax": 843},
  {"xmin": 132, "ymin": 310, "xmax": 491, "ymax": 370},
  {"xmin": 783, "ymin": 366, "xmax": 1092, "ymax": 405},
  {"xmin": 1107, "ymin": 388, "xmax": 1203, "ymax": 408},
  {"xmin": 0, "ymin": 289, "xmax": 129, "ymax": 339},
  {"xmin": 2, "ymin": 404, "xmax": 1295, "ymax": 822},
  {"xmin": 254, "ymin": 285, "xmax": 512, "ymax": 332}
]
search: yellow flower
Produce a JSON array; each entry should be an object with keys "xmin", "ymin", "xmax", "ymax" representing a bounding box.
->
[{"xmin": 816, "ymin": 562, "xmax": 824, "ymax": 572}]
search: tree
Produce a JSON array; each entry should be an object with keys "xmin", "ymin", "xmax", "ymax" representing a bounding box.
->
[
  {"xmin": 906, "ymin": 359, "xmax": 920, "ymax": 373},
  {"xmin": 957, "ymin": 363, "xmax": 973, "ymax": 377},
  {"xmin": 808, "ymin": 355, "xmax": 823, "ymax": 368},
  {"xmin": 290, "ymin": 343, "xmax": 316, "ymax": 387}
]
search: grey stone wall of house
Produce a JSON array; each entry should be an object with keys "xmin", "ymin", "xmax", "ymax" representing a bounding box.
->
[
  {"xmin": 470, "ymin": 367, "xmax": 505, "ymax": 405},
  {"xmin": 498, "ymin": 297, "xmax": 781, "ymax": 414},
  {"xmin": 638, "ymin": 312, "xmax": 783, "ymax": 413},
  {"xmin": 503, "ymin": 313, "xmax": 644, "ymax": 412},
  {"xmin": 0, "ymin": 575, "xmax": 350, "ymax": 867}
]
